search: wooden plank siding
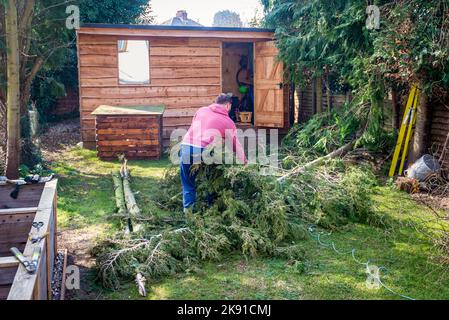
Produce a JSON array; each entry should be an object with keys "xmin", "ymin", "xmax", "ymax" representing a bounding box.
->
[
  {"xmin": 77, "ymin": 34, "xmax": 222, "ymax": 147},
  {"xmin": 0, "ymin": 184, "xmax": 45, "ymax": 209},
  {"xmin": 6, "ymin": 180, "xmax": 58, "ymax": 300},
  {"xmin": 94, "ymin": 112, "xmax": 164, "ymax": 160}
]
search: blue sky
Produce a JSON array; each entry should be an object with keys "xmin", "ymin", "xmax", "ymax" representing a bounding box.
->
[{"xmin": 150, "ymin": 0, "xmax": 263, "ymax": 26}]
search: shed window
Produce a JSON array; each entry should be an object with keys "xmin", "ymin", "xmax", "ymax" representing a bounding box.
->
[{"xmin": 118, "ymin": 40, "xmax": 150, "ymax": 85}]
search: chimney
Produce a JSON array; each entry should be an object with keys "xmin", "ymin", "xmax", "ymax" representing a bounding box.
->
[{"xmin": 176, "ymin": 10, "xmax": 188, "ymax": 20}]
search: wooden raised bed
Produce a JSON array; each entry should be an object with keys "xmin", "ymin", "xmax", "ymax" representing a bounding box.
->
[
  {"xmin": 92, "ymin": 105, "xmax": 165, "ymax": 160},
  {"xmin": 0, "ymin": 180, "xmax": 58, "ymax": 300}
]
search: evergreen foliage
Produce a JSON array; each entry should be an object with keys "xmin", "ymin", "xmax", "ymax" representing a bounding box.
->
[
  {"xmin": 95, "ymin": 140, "xmax": 383, "ymax": 288},
  {"xmin": 282, "ymin": 102, "xmax": 395, "ymax": 168},
  {"xmin": 262, "ymin": 0, "xmax": 449, "ymax": 153},
  {"xmin": 263, "ymin": 0, "xmax": 448, "ymax": 92}
]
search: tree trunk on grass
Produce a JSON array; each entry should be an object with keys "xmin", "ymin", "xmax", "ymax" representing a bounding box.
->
[
  {"xmin": 5, "ymin": 0, "xmax": 21, "ymax": 179},
  {"xmin": 411, "ymin": 81, "xmax": 430, "ymax": 164},
  {"xmin": 112, "ymin": 173, "xmax": 126, "ymax": 215},
  {"xmin": 120, "ymin": 159, "xmax": 141, "ymax": 233},
  {"xmin": 122, "ymin": 178, "xmax": 141, "ymax": 216}
]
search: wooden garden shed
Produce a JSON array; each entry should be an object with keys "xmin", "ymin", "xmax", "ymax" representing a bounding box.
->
[{"xmin": 76, "ymin": 24, "xmax": 292, "ymax": 149}]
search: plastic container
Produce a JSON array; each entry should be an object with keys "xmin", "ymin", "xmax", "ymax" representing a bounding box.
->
[
  {"xmin": 405, "ymin": 154, "xmax": 440, "ymax": 181},
  {"xmin": 239, "ymin": 85, "xmax": 249, "ymax": 94}
]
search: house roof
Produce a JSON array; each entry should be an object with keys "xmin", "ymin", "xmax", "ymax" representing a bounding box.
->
[
  {"xmin": 161, "ymin": 17, "xmax": 203, "ymax": 27},
  {"xmin": 161, "ymin": 10, "xmax": 204, "ymax": 27}
]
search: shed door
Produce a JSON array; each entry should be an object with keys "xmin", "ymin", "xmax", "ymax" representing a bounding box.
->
[{"xmin": 254, "ymin": 41, "xmax": 284, "ymax": 128}]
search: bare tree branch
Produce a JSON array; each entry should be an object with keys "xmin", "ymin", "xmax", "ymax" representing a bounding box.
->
[{"xmin": 39, "ymin": 0, "xmax": 77, "ymax": 15}]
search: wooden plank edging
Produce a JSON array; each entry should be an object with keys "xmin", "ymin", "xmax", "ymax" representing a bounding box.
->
[
  {"xmin": 0, "ymin": 257, "xmax": 19, "ymax": 268},
  {"xmin": 0, "ymin": 207, "xmax": 38, "ymax": 215},
  {"xmin": 7, "ymin": 179, "xmax": 58, "ymax": 300}
]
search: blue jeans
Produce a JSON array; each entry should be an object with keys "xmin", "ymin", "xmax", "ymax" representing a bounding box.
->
[{"xmin": 180, "ymin": 145, "xmax": 204, "ymax": 209}]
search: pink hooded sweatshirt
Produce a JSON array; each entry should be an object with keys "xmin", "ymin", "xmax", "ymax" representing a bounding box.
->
[{"xmin": 182, "ymin": 103, "xmax": 247, "ymax": 164}]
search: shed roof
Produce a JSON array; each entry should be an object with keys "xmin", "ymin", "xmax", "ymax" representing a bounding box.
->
[{"xmin": 78, "ymin": 24, "xmax": 275, "ymax": 40}]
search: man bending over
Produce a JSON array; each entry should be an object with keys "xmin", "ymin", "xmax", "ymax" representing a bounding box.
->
[{"xmin": 180, "ymin": 93, "xmax": 247, "ymax": 213}]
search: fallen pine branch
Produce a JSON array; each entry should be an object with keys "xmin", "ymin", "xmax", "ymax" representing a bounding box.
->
[
  {"xmin": 98, "ymin": 228, "xmax": 193, "ymax": 288},
  {"xmin": 121, "ymin": 159, "xmax": 141, "ymax": 216},
  {"xmin": 94, "ymin": 104, "xmax": 388, "ymax": 289},
  {"xmin": 120, "ymin": 158, "xmax": 141, "ymax": 233},
  {"xmin": 95, "ymin": 162, "xmax": 381, "ymax": 288},
  {"xmin": 278, "ymin": 140, "xmax": 356, "ymax": 182},
  {"xmin": 122, "ymin": 177, "xmax": 141, "ymax": 216}
]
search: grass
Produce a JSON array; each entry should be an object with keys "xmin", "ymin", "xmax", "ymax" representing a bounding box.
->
[
  {"xmin": 52, "ymin": 148, "xmax": 167, "ymax": 229},
  {"xmin": 51, "ymin": 146, "xmax": 449, "ymax": 300}
]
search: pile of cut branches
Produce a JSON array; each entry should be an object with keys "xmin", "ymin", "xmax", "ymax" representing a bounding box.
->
[
  {"xmin": 281, "ymin": 102, "xmax": 395, "ymax": 172},
  {"xmin": 94, "ymin": 160, "xmax": 382, "ymax": 289},
  {"xmin": 93, "ymin": 102, "xmax": 391, "ymax": 289}
]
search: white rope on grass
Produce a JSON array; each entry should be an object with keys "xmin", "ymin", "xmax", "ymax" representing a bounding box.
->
[{"xmin": 308, "ymin": 225, "xmax": 416, "ymax": 300}]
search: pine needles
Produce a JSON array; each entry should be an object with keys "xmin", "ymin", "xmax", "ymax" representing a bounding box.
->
[
  {"xmin": 94, "ymin": 159, "xmax": 382, "ymax": 289},
  {"xmin": 92, "ymin": 102, "xmax": 390, "ymax": 289}
]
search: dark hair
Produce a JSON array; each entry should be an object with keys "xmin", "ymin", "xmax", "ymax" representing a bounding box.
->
[{"xmin": 216, "ymin": 93, "xmax": 233, "ymax": 105}]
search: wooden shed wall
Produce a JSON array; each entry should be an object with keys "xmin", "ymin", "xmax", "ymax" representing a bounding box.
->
[{"xmin": 77, "ymin": 34, "xmax": 222, "ymax": 148}]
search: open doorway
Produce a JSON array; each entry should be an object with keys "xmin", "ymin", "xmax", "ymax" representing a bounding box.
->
[{"xmin": 222, "ymin": 42, "xmax": 254, "ymax": 125}]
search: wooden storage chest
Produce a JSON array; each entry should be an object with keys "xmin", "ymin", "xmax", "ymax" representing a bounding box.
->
[{"xmin": 92, "ymin": 105, "xmax": 165, "ymax": 160}]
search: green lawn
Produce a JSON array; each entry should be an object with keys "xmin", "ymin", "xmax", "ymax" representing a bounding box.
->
[{"xmin": 51, "ymin": 147, "xmax": 449, "ymax": 300}]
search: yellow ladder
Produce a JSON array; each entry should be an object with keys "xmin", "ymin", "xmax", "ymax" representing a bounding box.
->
[{"xmin": 388, "ymin": 85, "xmax": 421, "ymax": 177}]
